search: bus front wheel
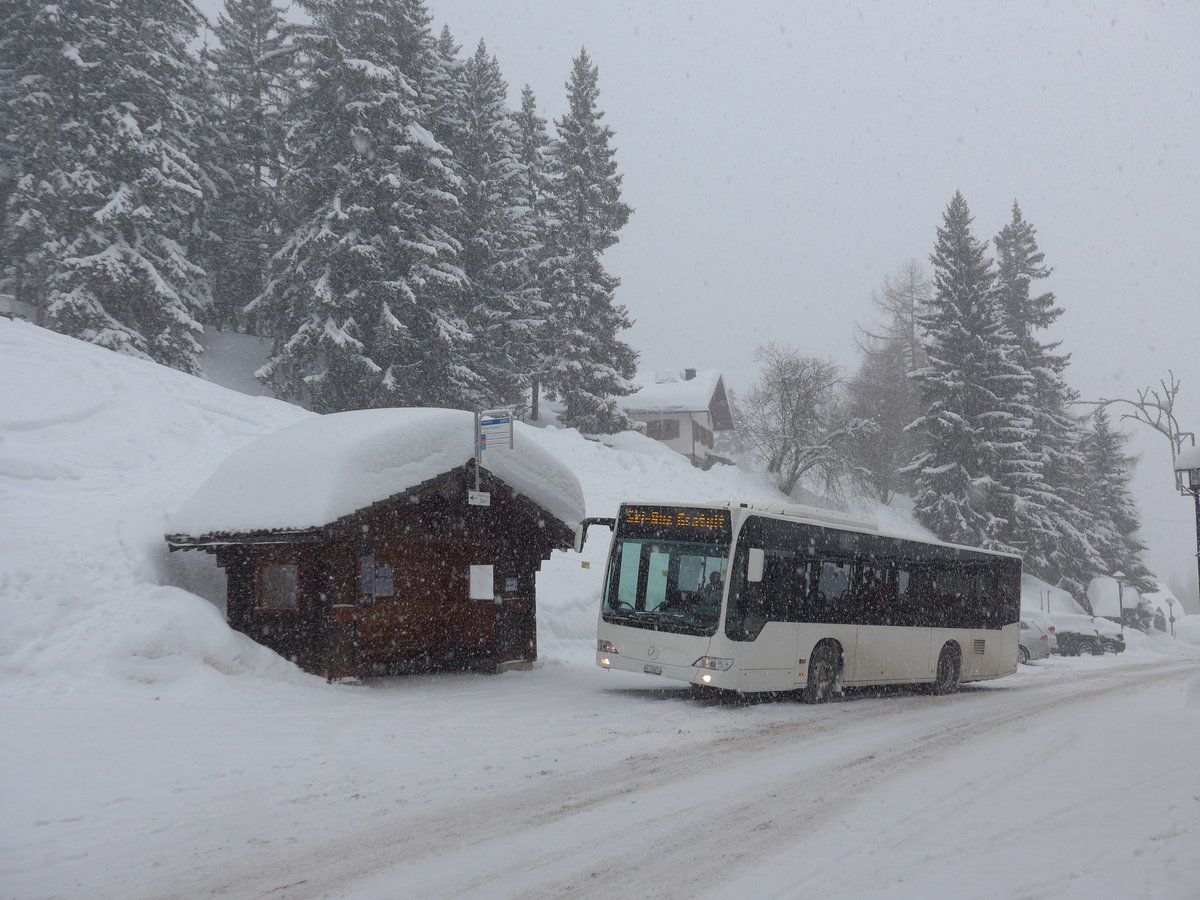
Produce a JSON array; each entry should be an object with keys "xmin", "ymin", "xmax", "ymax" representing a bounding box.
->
[
  {"xmin": 930, "ymin": 643, "xmax": 962, "ymax": 695},
  {"xmin": 801, "ymin": 644, "xmax": 839, "ymax": 704}
]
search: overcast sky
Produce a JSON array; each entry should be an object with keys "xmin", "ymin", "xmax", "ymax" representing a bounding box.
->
[{"xmin": 200, "ymin": 0, "xmax": 1200, "ymax": 606}]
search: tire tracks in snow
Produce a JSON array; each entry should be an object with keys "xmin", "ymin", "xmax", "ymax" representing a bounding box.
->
[{"xmin": 156, "ymin": 658, "xmax": 1197, "ymax": 899}]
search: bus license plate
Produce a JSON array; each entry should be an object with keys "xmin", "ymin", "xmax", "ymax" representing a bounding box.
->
[{"xmin": 643, "ymin": 664, "xmax": 662, "ymax": 676}]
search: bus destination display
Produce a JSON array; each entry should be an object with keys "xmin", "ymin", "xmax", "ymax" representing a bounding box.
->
[{"xmin": 618, "ymin": 505, "xmax": 731, "ymax": 540}]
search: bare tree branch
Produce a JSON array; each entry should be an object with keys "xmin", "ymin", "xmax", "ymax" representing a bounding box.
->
[{"xmin": 1078, "ymin": 371, "xmax": 1196, "ymax": 493}]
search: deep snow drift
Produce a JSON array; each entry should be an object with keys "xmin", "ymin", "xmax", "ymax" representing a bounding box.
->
[{"xmin": 3, "ymin": 319, "xmax": 1199, "ymax": 900}]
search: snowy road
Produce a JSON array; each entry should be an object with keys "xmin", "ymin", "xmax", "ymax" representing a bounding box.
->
[
  {"xmin": 10, "ymin": 652, "xmax": 1194, "ymax": 900},
  {"xmin": 207, "ymin": 657, "xmax": 1200, "ymax": 900}
]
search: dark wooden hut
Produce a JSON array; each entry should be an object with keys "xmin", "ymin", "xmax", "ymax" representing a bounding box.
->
[{"xmin": 165, "ymin": 409, "xmax": 583, "ymax": 679}]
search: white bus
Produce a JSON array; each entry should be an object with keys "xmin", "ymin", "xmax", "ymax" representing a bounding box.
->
[{"xmin": 592, "ymin": 501, "xmax": 1020, "ymax": 700}]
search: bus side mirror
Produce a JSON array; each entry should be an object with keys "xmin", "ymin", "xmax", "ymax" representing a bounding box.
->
[
  {"xmin": 574, "ymin": 517, "xmax": 616, "ymax": 553},
  {"xmin": 747, "ymin": 548, "xmax": 765, "ymax": 583}
]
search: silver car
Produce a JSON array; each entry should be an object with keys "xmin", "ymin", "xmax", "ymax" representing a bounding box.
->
[
  {"xmin": 1019, "ymin": 618, "xmax": 1052, "ymax": 663},
  {"xmin": 1020, "ymin": 608, "xmax": 1059, "ymax": 654}
]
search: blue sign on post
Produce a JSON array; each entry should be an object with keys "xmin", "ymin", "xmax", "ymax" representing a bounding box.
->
[{"xmin": 479, "ymin": 410, "xmax": 514, "ymax": 451}]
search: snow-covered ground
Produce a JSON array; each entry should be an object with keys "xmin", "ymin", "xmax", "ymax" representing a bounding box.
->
[{"xmin": 2, "ymin": 318, "xmax": 1199, "ymax": 899}]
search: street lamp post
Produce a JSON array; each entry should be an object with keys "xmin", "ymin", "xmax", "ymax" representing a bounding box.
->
[
  {"xmin": 1174, "ymin": 443, "xmax": 1200, "ymax": 618},
  {"xmin": 1111, "ymin": 571, "xmax": 1126, "ymax": 639}
]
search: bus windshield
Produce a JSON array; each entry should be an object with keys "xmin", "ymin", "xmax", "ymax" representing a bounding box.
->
[{"xmin": 602, "ymin": 536, "xmax": 730, "ymax": 636}]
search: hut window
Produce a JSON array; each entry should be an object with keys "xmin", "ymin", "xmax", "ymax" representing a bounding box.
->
[
  {"xmin": 645, "ymin": 419, "xmax": 680, "ymax": 440},
  {"xmin": 258, "ymin": 563, "xmax": 299, "ymax": 610}
]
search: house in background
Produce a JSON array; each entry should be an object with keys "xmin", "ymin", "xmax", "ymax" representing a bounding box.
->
[{"xmin": 619, "ymin": 368, "xmax": 735, "ymax": 469}]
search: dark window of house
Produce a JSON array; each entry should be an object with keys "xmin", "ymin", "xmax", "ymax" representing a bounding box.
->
[
  {"xmin": 646, "ymin": 419, "xmax": 681, "ymax": 440},
  {"xmin": 258, "ymin": 563, "xmax": 299, "ymax": 610}
]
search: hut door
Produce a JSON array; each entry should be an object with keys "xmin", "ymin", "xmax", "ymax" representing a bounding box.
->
[{"xmin": 494, "ymin": 573, "xmax": 534, "ymax": 663}]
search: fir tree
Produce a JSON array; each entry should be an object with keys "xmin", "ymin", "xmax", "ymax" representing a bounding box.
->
[
  {"xmin": 908, "ymin": 191, "xmax": 1043, "ymax": 553},
  {"xmin": 251, "ymin": 0, "xmax": 468, "ymax": 412},
  {"xmin": 428, "ymin": 24, "xmax": 465, "ymax": 151},
  {"xmin": 3, "ymin": 0, "xmax": 212, "ymax": 373},
  {"xmin": 993, "ymin": 201, "xmax": 1102, "ymax": 592},
  {"xmin": 1080, "ymin": 409, "xmax": 1155, "ymax": 592},
  {"xmin": 512, "ymin": 84, "xmax": 554, "ymax": 418},
  {"xmin": 452, "ymin": 41, "xmax": 541, "ymax": 410},
  {"xmin": 207, "ymin": 0, "xmax": 291, "ymax": 332},
  {"xmin": 0, "ymin": 10, "xmax": 20, "ymax": 266},
  {"xmin": 540, "ymin": 49, "xmax": 637, "ymax": 433}
]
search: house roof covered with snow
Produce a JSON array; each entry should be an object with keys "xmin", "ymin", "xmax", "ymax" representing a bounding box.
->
[
  {"xmin": 618, "ymin": 369, "xmax": 734, "ymax": 429},
  {"xmin": 168, "ymin": 408, "xmax": 585, "ymax": 537}
]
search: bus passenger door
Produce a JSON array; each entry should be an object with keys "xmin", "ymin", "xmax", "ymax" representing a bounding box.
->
[{"xmin": 731, "ymin": 551, "xmax": 801, "ymax": 692}]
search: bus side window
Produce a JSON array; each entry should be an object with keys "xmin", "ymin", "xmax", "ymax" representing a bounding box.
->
[
  {"xmin": 818, "ymin": 560, "xmax": 851, "ymax": 618},
  {"xmin": 869, "ymin": 565, "xmax": 895, "ymax": 625},
  {"xmin": 784, "ymin": 558, "xmax": 811, "ymax": 622},
  {"xmin": 894, "ymin": 567, "xmax": 912, "ymax": 626}
]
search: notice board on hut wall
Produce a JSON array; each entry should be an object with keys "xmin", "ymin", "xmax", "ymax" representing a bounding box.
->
[{"xmin": 470, "ymin": 564, "xmax": 494, "ymax": 600}]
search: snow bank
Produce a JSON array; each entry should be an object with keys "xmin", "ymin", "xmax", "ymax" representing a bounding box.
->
[
  {"xmin": 0, "ymin": 320, "xmax": 315, "ymax": 692},
  {"xmin": 1176, "ymin": 614, "xmax": 1200, "ymax": 647},
  {"xmin": 169, "ymin": 408, "xmax": 585, "ymax": 536}
]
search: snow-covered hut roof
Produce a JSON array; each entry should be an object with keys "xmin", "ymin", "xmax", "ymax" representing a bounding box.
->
[
  {"xmin": 619, "ymin": 369, "xmax": 733, "ymax": 429},
  {"xmin": 168, "ymin": 408, "xmax": 584, "ymax": 537}
]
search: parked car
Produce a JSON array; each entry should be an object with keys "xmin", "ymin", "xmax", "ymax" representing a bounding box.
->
[
  {"xmin": 1018, "ymin": 618, "xmax": 1052, "ymax": 663},
  {"xmin": 1020, "ymin": 608, "xmax": 1058, "ymax": 654},
  {"xmin": 1092, "ymin": 616, "xmax": 1126, "ymax": 653},
  {"xmin": 1047, "ymin": 612, "xmax": 1104, "ymax": 656}
]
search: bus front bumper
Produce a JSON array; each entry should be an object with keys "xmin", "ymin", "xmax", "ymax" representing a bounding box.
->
[{"xmin": 595, "ymin": 644, "xmax": 738, "ymax": 690}]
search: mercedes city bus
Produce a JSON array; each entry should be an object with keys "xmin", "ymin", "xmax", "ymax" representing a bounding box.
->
[{"xmin": 592, "ymin": 501, "xmax": 1020, "ymax": 700}]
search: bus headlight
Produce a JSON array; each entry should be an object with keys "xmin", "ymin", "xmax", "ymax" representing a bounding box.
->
[
  {"xmin": 597, "ymin": 639, "xmax": 619, "ymax": 654},
  {"xmin": 692, "ymin": 656, "xmax": 734, "ymax": 671}
]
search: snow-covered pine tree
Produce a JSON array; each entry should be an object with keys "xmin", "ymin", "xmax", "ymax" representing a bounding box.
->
[
  {"xmin": 452, "ymin": 41, "xmax": 541, "ymax": 410},
  {"xmin": 993, "ymin": 200, "xmax": 1103, "ymax": 592},
  {"xmin": 0, "ymin": 9, "xmax": 20, "ymax": 266},
  {"xmin": 512, "ymin": 84, "xmax": 554, "ymax": 419},
  {"xmin": 251, "ymin": 0, "xmax": 469, "ymax": 412},
  {"xmin": 207, "ymin": 0, "xmax": 291, "ymax": 332},
  {"xmin": 908, "ymin": 191, "xmax": 1044, "ymax": 553},
  {"xmin": 540, "ymin": 49, "xmax": 637, "ymax": 433},
  {"xmin": 1080, "ymin": 409, "xmax": 1155, "ymax": 592},
  {"xmin": 428, "ymin": 24, "xmax": 466, "ymax": 152},
  {"xmin": 3, "ymin": 0, "xmax": 212, "ymax": 373}
]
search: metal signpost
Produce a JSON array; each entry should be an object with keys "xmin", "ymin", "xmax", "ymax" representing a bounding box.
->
[{"xmin": 471, "ymin": 409, "xmax": 515, "ymax": 506}]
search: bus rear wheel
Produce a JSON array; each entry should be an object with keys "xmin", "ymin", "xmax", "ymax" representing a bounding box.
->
[
  {"xmin": 930, "ymin": 643, "xmax": 962, "ymax": 695},
  {"xmin": 801, "ymin": 644, "xmax": 839, "ymax": 704}
]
